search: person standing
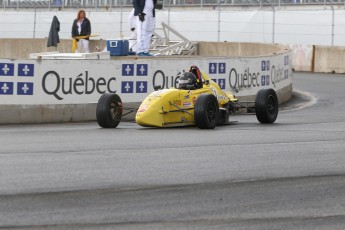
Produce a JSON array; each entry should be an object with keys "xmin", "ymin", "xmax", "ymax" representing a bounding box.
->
[
  {"xmin": 72, "ymin": 10, "xmax": 91, "ymax": 53},
  {"xmin": 132, "ymin": 0, "xmax": 157, "ymax": 56}
]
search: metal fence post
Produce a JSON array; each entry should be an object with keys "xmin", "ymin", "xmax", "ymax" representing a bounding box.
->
[
  {"xmin": 217, "ymin": 0, "xmax": 220, "ymax": 42},
  {"xmin": 331, "ymin": 4, "xmax": 334, "ymax": 46},
  {"xmin": 33, "ymin": 0, "xmax": 37, "ymax": 38},
  {"xmin": 167, "ymin": 0, "xmax": 171, "ymax": 39},
  {"xmin": 272, "ymin": 4, "xmax": 275, "ymax": 43},
  {"xmin": 120, "ymin": 0, "xmax": 123, "ymax": 38}
]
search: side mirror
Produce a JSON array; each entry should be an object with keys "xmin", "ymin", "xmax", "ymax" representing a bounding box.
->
[
  {"xmin": 205, "ymin": 80, "xmax": 210, "ymax": 85},
  {"xmin": 154, "ymin": 85, "xmax": 162, "ymax": 91}
]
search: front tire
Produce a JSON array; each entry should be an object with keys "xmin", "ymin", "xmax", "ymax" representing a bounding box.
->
[
  {"xmin": 255, "ymin": 89, "xmax": 278, "ymax": 123},
  {"xmin": 96, "ymin": 93, "xmax": 122, "ymax": 128},
  {"xmin": 194, "ymin": 94, "xmax": 219, "ymax": 129}
]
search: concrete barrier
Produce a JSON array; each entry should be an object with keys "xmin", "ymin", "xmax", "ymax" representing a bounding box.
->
[
  {"xmin": 0, "ymin": 38, "xmax": 107, "ymax": 59},
  {"xmin": 1, "ymin": 39, "xmax": 290, "ymax": 59},
  {"xmin": 313, "ymin": 45, "xmax": 345, "ymax": 73},
  {"xmin": 1, "ymin": 38, "xmax": 309, "ymax": 72},
  {"xmin": 198, "ymin": 42, "xmax": 289, "ymax": 57},
  {"xmin": 0, "ymin": 41, "xmax": 292, "ymax": 124},
  {"xmin": 287, "ymin": 44, "xmax": 313, "ymax": 72}
]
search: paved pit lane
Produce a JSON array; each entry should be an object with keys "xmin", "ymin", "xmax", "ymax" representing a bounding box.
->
[{"xmin": 0, "ymin": 72, "xmax": 344, "ymax": 229}]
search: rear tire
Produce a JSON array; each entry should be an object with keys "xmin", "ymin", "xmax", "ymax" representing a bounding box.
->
[
  {"xmin": 255, "ymin": 89, "xmax": 278, "ymax": 123},
  {"xmin": 96, "ymin": 93, "xmax": 122, "ymax": 128},
  {"xmin": 194, "ymin": 94, "xmax": 219, "ymax": 129}
]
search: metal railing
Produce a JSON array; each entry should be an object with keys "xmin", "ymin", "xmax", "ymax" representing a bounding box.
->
[{"xmin": 1, "ymin": 0, "xmax": 345, "ymax": 10}]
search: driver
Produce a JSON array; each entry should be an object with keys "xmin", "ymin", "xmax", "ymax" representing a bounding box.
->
[{"xmin": 178, "ymin": 72, "xmax": 198, "ymax": 90}]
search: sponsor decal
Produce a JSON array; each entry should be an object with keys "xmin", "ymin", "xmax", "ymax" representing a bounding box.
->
[
  {"xmin": 284, "ymin": 55, "xmax": 289, "ymax": 66},
  {"xmin": 182, "ymin": 102, "xmax": 192, "ymax": 108},
  {"xmin": 228, "ymin": 67, "xmax": 260, "ymax": 92},
  {"xmin": 121, "ymin": 81, "xmax": 134, "ymax": 93},
  {"xmin": 173, "ymin": 100, "xmax": 182, "ymax": 106},
  {"xmin": 261, "ymin": 75, "xmax": 270, "ymax": 86},
  {"xmin": 261, "ymin": 60, "xmax": 270, "ymax": 71},
  {"xmin": 270, "ymin": 65, "xmax": 285, "ymax": 87},
  {"xmin": 122, "ymin": 64, "xmax": 134, "ymax": 76},
  {"xmin": 218, "ymin": 78, "xmax": 226, "ymax": 89},
  {"xmin": 42, "ymin": 71, "xmax": 116, "ymax": 100},
  {"xmin": 211, "ymin": 87, "xmax": 218, "ymax": 99},
  {"xmin": 284, "ymin": 69, "xmax": 289, "ymax": 79},
  {"xmin": 136, "ymin": 81, "xmax": 147, "ymax": 93},
  {"xmin": 0, "ymin": 63, "xmax": 14, "ymax": 76},
  {"xmin": 209, "ymin": 63, "xmax": 226, "ymax": 74},
  {"xmin": 138, "ymin": 102, "xmax": 150, "ymax": 112},
  {"xmin": 17, "ymin": 82, "xmax": 33, "ymax": 95},
  {"xmin": 218, "ymin": 63, "xmax": 226, "ymax": 74},
  {"xmin": 136, "ymin": 64, "xmax": 148, "ymax": 76},
  {"xmin": 0, "ymin": 82, "xmax": 14, "ymax": 95},
  {"xmin": 209, "ymin": 63, "xmax": 217, "ymax": 74},
  {"xmin": 18, "ymin": 64, "xmax": 34, "ymax": 77}
]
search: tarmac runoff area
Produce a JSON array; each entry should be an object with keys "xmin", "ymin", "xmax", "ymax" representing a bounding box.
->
[{"xmin": 0, "ymin": 72, "xmax": 345, "ymax": 229}]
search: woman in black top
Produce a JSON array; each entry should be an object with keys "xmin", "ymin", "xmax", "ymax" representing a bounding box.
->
[{"xmin": 72, "ymin": 10, "xmax": 91, "ymax": 53}]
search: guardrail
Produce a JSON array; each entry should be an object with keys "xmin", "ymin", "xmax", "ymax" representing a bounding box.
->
[
  {"xmin": 1, "ymin": 0, "xmax": 345, "ymax": 10},
  {"xmin": 0, "ymin": 41, "xmax": 292, "ymax": 124}
]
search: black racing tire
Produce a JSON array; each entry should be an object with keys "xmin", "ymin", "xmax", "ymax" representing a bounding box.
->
[
  {"xmin": 255, "ymin": 88, "xmax": 278, "ymax": 123},
  {"xmin": 194, "ymin": 94, "xmax": 219, "ymax": 129},
  {"xmin": 96, "ymin": 93, "xmax": 122, "ymax": 128}
]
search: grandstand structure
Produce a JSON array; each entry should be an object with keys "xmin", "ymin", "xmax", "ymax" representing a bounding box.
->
[{"xmin": 1, "ymin": 0, "xmax": 345, "ymax": 9}]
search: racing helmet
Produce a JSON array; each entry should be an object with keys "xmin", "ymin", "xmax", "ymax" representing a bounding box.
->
[{"xmin": 178, "ymin": 72, "xmax": 197, "ymax": 90}]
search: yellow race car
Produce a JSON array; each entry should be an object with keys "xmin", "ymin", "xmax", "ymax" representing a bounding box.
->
[{"xmin": 96, "ymin": 66, "xmax": 278, "ymax": 129}]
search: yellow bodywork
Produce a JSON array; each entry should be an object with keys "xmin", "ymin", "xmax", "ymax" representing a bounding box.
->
[{"xmin": 135, "ymin": 70, "xmax": 237, "ymax": 127}]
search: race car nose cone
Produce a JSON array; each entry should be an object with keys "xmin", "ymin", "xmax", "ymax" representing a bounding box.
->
[{"xmin": 136, "ymin": 105, "xmax": 164, "ymax": 127}]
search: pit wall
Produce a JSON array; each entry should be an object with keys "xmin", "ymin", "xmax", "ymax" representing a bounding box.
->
[
  {"xmin": 0, "ymin": 39, "xmax": 342, "ymax": 74},
  {"xmin": 197, "ymin": 42, "xmax": 289, "ymax": 57},
  {"xmin": 0, "ymin": 39, "xmax": 107, "ymax": 59},
  {"xmin": 0, "ymin": 39, "xmax": 287, "ymax": 59},
  {"xmin": 198, "ymin": 42, "xmax": 345, "ymax": 74},
  {"xmin": 0, "ymin": 42, "xmax": 292, "ymax": 124}
]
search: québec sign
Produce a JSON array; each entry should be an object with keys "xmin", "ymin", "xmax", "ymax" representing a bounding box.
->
[{"xmin": 42, "ymin": 71, "xmax": 117, "ymax": 100}]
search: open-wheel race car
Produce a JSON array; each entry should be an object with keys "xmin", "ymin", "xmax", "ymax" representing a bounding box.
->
[{"xmin": 96, "ymin": 66, "xmax": 279, "ymax": 129}]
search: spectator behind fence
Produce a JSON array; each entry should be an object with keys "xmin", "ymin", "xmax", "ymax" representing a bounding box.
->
[{"xmin": 71, "ymin": 10, "xmax": 91, "ymax": 53}]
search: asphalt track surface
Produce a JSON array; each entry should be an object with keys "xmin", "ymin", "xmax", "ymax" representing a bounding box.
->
[{"xmin": 0, "ymin": 72, "xmax": 345, "ymax": 229}]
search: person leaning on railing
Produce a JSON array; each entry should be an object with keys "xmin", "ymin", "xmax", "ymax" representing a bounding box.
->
[{"xmin": 71, "ymin": 10, "xmax": 91, "ymax": 53}]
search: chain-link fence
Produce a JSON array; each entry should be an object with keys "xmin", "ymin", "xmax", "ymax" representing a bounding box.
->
[
  {"xmin": 1, "ymin": 0, "xmax": 345, "ymax": 10},
  {"xmin": 2, "ymin": 0, "xmax": 345, "ymax": 46}
]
